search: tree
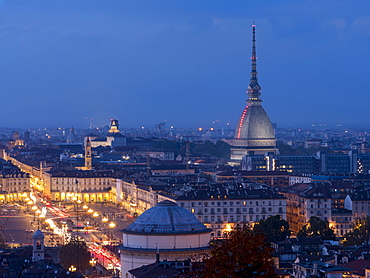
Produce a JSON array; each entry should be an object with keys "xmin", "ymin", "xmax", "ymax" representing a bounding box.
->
[
  {"xmin": 183, "ymin": 226, "xmax": 278, "ymax": 278},
  {"xmin": 342, "ymin": 216, "xmax": 370, "ymax": 246},
  {"xmin": 253, "ymin": 215, "xmax": 291, "ymax": 242},
  {"xmin": 59, "ymin": 237, "xmax": 91, "ymax": 273},
  {"xmin": 297, "ymin": 216, "xmax": 335, "ymax": 239}
]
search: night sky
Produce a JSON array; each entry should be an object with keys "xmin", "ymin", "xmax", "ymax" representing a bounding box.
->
[{"xmin": 0, "ymin": 0, "xmax": 369, "ymax": 129}]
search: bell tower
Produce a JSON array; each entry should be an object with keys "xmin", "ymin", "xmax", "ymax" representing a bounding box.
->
[
  {"xmin": 32, "ymin": 230, "xmax": 45, "ymax": 262},
  {"xmin": 85, "ymin": 137, "xmax": 93, "ymax": 170}
]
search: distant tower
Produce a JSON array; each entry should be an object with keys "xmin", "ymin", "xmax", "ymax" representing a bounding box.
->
[
  {"xmin": 32, "ymin": 230, "xmax": 45, "ymax": 262},
  {"xmin": 24, "ymin": 131, "xmax": 30, "ymax": 144},
  {"xmin": 89, "ymin": 118, "xmax": 94, "ymax": 131},
  {"xmin": 108, "ymin": 119, "xmax": 120, "ymax": 134},
  {"xmin": 229, "ymin": 25, "xmax": 278, "ymax": 160},
  {"xmin": 85, "ymin": 137, "xmax": 93, "ymax": 170},
  {"xmin": 13, "ymin": 131, "xmax": 20, "ymax": 140}
]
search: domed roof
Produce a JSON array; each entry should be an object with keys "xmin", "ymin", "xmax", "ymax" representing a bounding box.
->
[
  {"xmin": 32, "ymin": 229, "xmax": 44, "ymax": 239},
  {"xmin": 234, "ymin": 105, "xmax": 275, "ymax": 140},
  {"xmin": 124, "ymin": 200, "xmax": 211, "ymax": 235},
  {"xmin": 66, "ymin": 127, "xmax": 78, "ymax": 143}
]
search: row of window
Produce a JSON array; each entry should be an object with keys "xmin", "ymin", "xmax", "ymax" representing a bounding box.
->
[
  {"xmin": 186, "ymin": 200, "xmax": 283, "ymax": 207},
  {"xmin": 310, "ymin": 204, "xmax": 328, "ymax": 208},
  {"xmin": 332, "ymin": 216, "xmax": 352, "ymax": 222},
  {"xmin": 200, "ymin": 214, "xmax": 277, "ymax": 223},
  {"xmin": 192, "ymin": 207, "xmax": 283, "ymax": 214},
  {"xmin": 55, "ymin": 181, "xmax": 108, "ymax": 185},
  {"xmin": 53, "ymin": 187, "xmax": 108, "ymax": 191},
  {"xmin": 310, "ymin": 210, "xmax": 328, "ymax": 216},
  {"xmin": 1, "ymin": 182, "xmax": 28, "ymax": 186}
]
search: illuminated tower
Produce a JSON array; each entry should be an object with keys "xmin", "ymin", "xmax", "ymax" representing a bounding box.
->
[
  {"xmin": 85, "ymin": 137, "xmax": 93, "ymax": 170},
  {"xmin": 229, "ymin": 25, "xmax": 278, "ymax": 160},
  {"xmin": 108, "ymin": 119, "xmax": 120, "ymax": 134}
]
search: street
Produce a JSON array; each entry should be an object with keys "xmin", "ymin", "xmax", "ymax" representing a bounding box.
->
[{"xmin": 0, "ymin": 202, "xmax": 136, "ymax": 274}]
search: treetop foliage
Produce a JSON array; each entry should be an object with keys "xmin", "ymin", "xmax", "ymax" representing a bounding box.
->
[{"xmin": 183, "ymin": 225, "xmax": 278, "ymax": 278}]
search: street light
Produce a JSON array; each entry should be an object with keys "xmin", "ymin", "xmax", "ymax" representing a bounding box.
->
[
  {"xmin": 102, "ymin": 217, "xmax": 108, "ymax": 223},
  {"xmin": 92, "ymin": 212, "xmax": 99, "ymax": 227},
  {"xmin": 35, "ymin": 210, "xmax": 41, "ymax": 229},
  {"xmin": 101, "ymin": 217, "xmax": 109, "ymax": 241},
  {"xmin": 69, "ymin": 265, "xmax": 76, "ymax": 272},
  {"xmin": 89, "ymin": 258, "xmax": 97, "ymax": 275},
  {"xmin": 109, "ymin": 222, "xmax": 116, "ymax": 244}
]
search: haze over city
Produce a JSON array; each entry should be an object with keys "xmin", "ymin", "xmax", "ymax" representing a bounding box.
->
[{"xmin": 0, "ymin": 0, "xmax": 369, "ymax": 129}]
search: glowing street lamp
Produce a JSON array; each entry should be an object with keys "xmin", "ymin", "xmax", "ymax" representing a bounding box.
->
[
  {"xmin": 89, "ymin": 258, "xmax": 97, "ymax": 267},
  {"xmin": 69, "ymin": 265, "xmax": 76, "ymax": 272},
  {"xmin": 102, "ymin": 217, "xmax": 108, "ymax": 223},
  {"xmin": 90, "ymin": 258, "xmax": 97, "ymax": 275},
  {"xmin": 109, "ymin": 222, "xmax": 116, "ymax": 244},
  {"xmin": 101, "ymin": 217, "xmax": 109, "ymax": 238}
]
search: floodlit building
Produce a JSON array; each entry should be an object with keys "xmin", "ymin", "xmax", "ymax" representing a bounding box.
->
[{"xmin": 228, "ymin": 25, "xmax": 278, "ymax": 160}]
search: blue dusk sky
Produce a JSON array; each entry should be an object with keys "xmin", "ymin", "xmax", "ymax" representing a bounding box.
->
[{"xmin": 0, "ymin": 0, "xmax": 369, "ymax": 129}]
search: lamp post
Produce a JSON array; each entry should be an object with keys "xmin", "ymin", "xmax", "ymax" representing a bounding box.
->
[
  {"xmin": 89, "ymin": 258, "xmax": 97, "ymax": 275},
  {"xmin": 35, "ymin": 209, "xmax": 41, "ymax": 228},
  {"xmin": 69, "ymin": 265, "xmax": 76, "ymax": 272},
  {"xmin": 108, "ymin": 222, "xmax": 116, "ymax": 245},
  {"xmin": 92, "ymin": 212, "xmax": 99, "ymax": 227},
  {"xmin": 38, "ymin": 214, "xmax": 45, "ymax": 230},
  {"xmin": 72, "ymin": 196, "xmax": 82, "ymax": 272},
  {"xmin": 102, "ymin": 217, "xmax": 108, "ymax": 242},
  {"xmin": 31, "ymin": 206, "xmax": 37, "ymax": 221}
]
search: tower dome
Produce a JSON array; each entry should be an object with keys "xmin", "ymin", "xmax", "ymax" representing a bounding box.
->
[
  {"xmin": 66, "ymin": 127, "xmax": 78, "ymax": 143},
  {"xmin": 125, "ymin": 200, "xmax": 210, "ymax": 234},
  {"xmin": 229, "ymin": 25, "xmax": 278, "ymax": 160},
  {"xmin": 32, "ymin": 229, "xmax": 44, "ymax": 239}
]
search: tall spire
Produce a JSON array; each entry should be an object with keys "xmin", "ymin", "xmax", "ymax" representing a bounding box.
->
[{"xmin": 247, "ymin": 24, "xmax": 262, "ymax": 104}]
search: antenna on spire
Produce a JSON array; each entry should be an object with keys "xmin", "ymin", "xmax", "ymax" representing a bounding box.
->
[
  {"xmin": 247, "ymin": 23, "xmax": 262, "ymax": 103},
  {"xmin": 89, "ymin": 118, "xmax": 94, "ymax": 131},
  {"xmin": 250, "ymin": 23, "xmax": 258, "ymax": 84}
]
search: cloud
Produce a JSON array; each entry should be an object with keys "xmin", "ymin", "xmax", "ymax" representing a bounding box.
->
[{"xmin": 351, "ymin": 16, "xmax": 370, "ymax": 37}]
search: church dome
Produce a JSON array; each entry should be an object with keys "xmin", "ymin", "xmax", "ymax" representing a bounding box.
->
[
  {"xmin": 32, "ymin": 229, "xmax": 44, "ymax": 239},
  {"xmin": 124, "ymin": 200, "xmax": 211, "ymax": 234},
  {"xmin": 66, "ymin": 127, "xmax": 78, "ymax": 143},
  {"xmin": 234, "ymin": 105, "xmax": 275, "ymax": 140}
]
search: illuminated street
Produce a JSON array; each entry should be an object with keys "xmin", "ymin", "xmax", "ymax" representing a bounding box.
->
[{"xmin": 1, "ymin": 197, "xmax": 135, "ymax": 276}]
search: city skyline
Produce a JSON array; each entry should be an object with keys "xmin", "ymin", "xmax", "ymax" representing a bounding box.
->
[{"xmin": 0, "ymin": 1, "xmax": 369, "ymax": 128}]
